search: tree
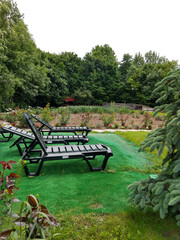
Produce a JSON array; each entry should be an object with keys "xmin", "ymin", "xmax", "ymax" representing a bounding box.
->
[
  {"xmin": 82, "ymin": 44, "xmax": 119, "ymax": 104},
  {"xmin": 59, "ymin": 52, "xmax": 83, "ymax": 96},
  {"xmin": 122, "ymin": 51, "xmax": 178, "ymax": 106},
  {"xmin": 127, "ymin": 69, "xmax": 180, "ymax": 226},
  {"xmin": 0, "ymin": 0, "xmax": 21, "ymax": 110},
  {"xmin": 73, "ymin": 88, "xmax": 93, "ymax": 105},
  {"xmin": 44, "ymin": 53, "xmax": 68, "ymax": 106},
  {"xmin": 0, "ymin": 0, "xmax": 49, "ymax": 109},
  {"xmin": 118, "ymin": 53, "xmax": 132, "ymax": 81}
]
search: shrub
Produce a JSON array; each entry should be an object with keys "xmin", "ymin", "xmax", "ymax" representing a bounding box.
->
[
  {"xmin": 120, "ymin": 114, "xmax": 129, "ymax": 127},
  {"xmin": 59, "ymin": 108, "xmax": 71, "ymax": 126},
  {"xmin": 41, "ymin": 103, "xmax": 52, "ymax": 124},
  {"xmin": 16, "ymin": 109, "xmax": 30, "ymax": 127},
  {"xmin": 5, "ymin": 110, "xmax": 16, "ymax": 124},
  {"xmin": 142, "ymin": 112, "xmax": 151, "ymax": 129},
  {"xmin": 80, "ymin": 112, "xmax": 92, "ymax": 127},
  {"xmin": 101, "ymin": 113, "xmax": 114, "ymax": 127},
  {"xmin": 0, "ymin": 194, "xmax": 60, "ymax": 239}
]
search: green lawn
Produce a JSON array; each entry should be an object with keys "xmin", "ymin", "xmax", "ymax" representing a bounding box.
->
[{"xmin": 1, "ymin": 131, "xmax": 180, "ymax": 239}]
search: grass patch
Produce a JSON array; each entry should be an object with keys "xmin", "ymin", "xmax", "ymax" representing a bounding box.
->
[
  {"xmin": 1, "ymin": 132, "xmax": 180, "ymax": 238},
  {"xmin": 50, "ymin": 209, "xmax": 180, "ymax": 240},
  {"xmin": 115, "ymin": 131, "xmax": 167, "ymax": 167}
]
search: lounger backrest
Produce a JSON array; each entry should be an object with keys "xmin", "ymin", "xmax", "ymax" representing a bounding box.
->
[
  {"xmin": 31, "ymin": 114, "xmax": 52, "ymax": 130},
  {"xmin": 2, "ymin": 124, "xmax": 34, "ymax": 140},
  {"xmin": 24, "ymin": 113, "xmax": 47, "ymax": 154}
]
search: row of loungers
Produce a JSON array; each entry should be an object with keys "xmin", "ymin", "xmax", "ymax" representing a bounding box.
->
[{"xmin": 1, "ymin": 113, "xmax": 113, "ymax": 177}]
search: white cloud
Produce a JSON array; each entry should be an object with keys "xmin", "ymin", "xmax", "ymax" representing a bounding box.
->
[{"xmin": 15, "ymin": 0, "xmax": 180, "ymax": 62}]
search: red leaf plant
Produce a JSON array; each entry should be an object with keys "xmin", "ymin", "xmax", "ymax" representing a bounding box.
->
[{"xmin": 0, "ymin": 160, "xmax": 20, "ymax": 195}]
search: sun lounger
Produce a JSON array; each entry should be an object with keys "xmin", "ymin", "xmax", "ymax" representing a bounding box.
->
[
  {"xmin": 2, "ymin": 124, "xmax": 89, "ymax": 155},
  {"xmin": 0, "ymin": 128, "xmax": 13, "ymax": 142},
  {"xmin": 22, "ymin": 113, "xmax": 113, "ymax": 176},
  {"xmin": 31, "ymin": 114, "xmax": 91, "ymax": 136}
]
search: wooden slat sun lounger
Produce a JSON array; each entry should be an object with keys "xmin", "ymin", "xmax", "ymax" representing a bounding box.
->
[
  {"xmin": 22, "ymin": 113, "xmax": 113, "ymax": 176},
  {"xmin": 31, "ymin": 114, "xmax": 91, "ymax": 136},
  {"xmin": 2, "ymin": 124, "xmax": 89, "ymax": 155}
]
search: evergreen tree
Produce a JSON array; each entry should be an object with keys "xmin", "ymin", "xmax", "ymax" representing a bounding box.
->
[{"xmin": 127, "ymin": 69, "xmax": 180, "ymax": 226}]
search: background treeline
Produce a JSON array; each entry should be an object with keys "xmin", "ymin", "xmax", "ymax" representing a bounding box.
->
[{"xmin": 0, "ymin": 0, "xmax": 179, "ymax": 111}]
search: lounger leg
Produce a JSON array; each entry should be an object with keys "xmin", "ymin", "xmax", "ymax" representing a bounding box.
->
[
  {"xmin": 10, "ymin": 136, "xmax": 24, "ymax": 155},
  {"xmin": 23, "ymin": 159, "xmax": 44, "ymax": 176},
  {"xmin": 0, "ymin": 132, "xmax": 13, "ymax": 142},
  {"xmin": 84, "ymin": 153, "xmax": 112, "ymax": 171}
]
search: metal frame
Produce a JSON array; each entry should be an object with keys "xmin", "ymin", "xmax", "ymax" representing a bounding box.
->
[
  {"xmin": 22, "ymin": 113, "xmax": 113, "ymax": 177},
  {"xmin": 0, "ymin": 128, "xmax": 13, "ymax": 142},
  {"xmin": 31, "ymin": 114, "xmax": 92, "ymax": 136},
  {"xmin": 2, "ymin": 125, "xmax": 89, "ymax": 155}
]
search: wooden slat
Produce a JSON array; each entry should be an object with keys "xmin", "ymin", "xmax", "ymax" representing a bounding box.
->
[
  {"xmin": 91, "ymin": 145, "xmax": 98, "ymax": 150},
  {"xmin": 78, "ymin": 145, "xmax": 85, "ymax": 151},
  {"xmin": 72, "ymin": 145, "xmax": 79, "ymax": 151},
  {"xmin": 96, "ymin": 144, "xmax": 104, "ymax": 150},
  {"xmin": 65, "ymin": 146, "xmax": 73, "ymax": 152},
  {"xmin": 59, "ymin": 146, "xmax": 66, "ymax": 152},
  {"xmin": 53, "ymin": 146, "xmax": 59, "ymax": 153},
  {"xmin": 84, "ymin": 145, "xmax": 91, "ymax": 151}
]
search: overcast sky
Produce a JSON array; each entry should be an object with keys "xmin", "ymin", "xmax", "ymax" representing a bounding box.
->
[{"xmin": 15, "ymin": 0, "xmax": 180, "ymax": 63}]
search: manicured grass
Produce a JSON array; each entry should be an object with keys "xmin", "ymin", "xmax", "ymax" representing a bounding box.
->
[
  {"xmin": 115, "ymin": 131, "xmax": 167, "ymax": 165},
  {"xmin": 1, "ymin": 131, "xmax": 180, "ymax": 239}
]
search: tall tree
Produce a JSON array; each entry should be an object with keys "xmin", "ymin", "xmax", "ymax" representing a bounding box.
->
[
  {"xmin": 44, "ymin": 52, "xmax": 68, "ymax": 106},
  {"xmin": 0, "ymin": 0, "xmax": 49, "ymax": 109},
  {"xmin": 82, "ymin": 44, "xmax": 119, "ymax": 104},
  {"xmin": 59, "ymin": 52, "xmax": 83, "ymax": 96}
]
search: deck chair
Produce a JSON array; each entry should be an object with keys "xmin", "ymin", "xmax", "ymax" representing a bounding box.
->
[
  {"xmin": 2, "ymin": 124, "xmax": 89, "ymax": 155},
  {"xmin": 22, "ymin": 113, "xmax": 113, "ymax": 176},
  {"xmin": 0, "ymin": 128, "xmax": 13, "ymax": 142},
  {"xmin": 31, "ymin": 114, "xmax": 91, "ymax": 136}
]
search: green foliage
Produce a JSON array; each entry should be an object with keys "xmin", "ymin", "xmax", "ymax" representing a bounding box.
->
[
  {"xmin": 16, "ymin": 108, "xmax": 30, "ymax": 127},
  {"xmin": 101, "ymin": 113, "xmax": 115, "ymax": 127},
  {"xmin": 73, "ymin": 88, "xmax": 93, "ymax": 105},
  {"xmin": 0, "ymin": 194, "xmax": 60, "ymax": 239},
  {"xmin": 5, "ymin": 110, "xmax": 16, "ymax": 124},
  {"xmin": 80, "ymin": 112, "xmax": 92, "ymax": 127},
  {"xmin": 59, "ymin": 108, "xmax": 71, "ymax": 126},
  {"xmin": 82, "ymin": 44, "xmax": 119, "ymax": 104},
  {"xmin": 41, "ymin": 103, "xmax": 52, "ymax": 123},
  {"xmin": 0, "ymin": 1, "xmax": 178, "ymax": 108},
  {"xmin": 127, "ymin": 69, "xmax": 180, "ymax": 226}
]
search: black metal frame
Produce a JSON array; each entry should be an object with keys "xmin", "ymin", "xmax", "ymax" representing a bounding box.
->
[
  {"xmin": 0, "ymin": 128, "xmax": 13, "ymax": 142},
  {"xmin": 22, "ymin": 113, "xmax": 113, "ymax": 177},
  {"xmin": 31, "ymin": 114, "xmax": 92, "ymax": 136}
]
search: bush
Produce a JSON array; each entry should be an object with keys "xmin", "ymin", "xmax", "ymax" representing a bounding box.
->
[
  {"xmin": 59, "ymin": 108, "xmax": 71, "ymax": 126},
  {"xmin": 41, "ymin": 103, "xmax": 52, "ymax": 123},
  {"xmin": 16, "ymin": 109, "xmax": 30, "ymax": 127},
  {"xmin": 5, "ymin": 110, "xmax": 16, "ymax": 124},
  {"xmin": 101, "ymin": 113, "xmax": 115, "ymax": 127},
  {"xmin": 80, "ymin": 112, "xmax": 92, "ymax": 127}
]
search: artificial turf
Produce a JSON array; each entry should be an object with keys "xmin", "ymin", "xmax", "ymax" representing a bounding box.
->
[{"xmin": 0, "ymin": 133, "xmax": 152, "ymax": 215}]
